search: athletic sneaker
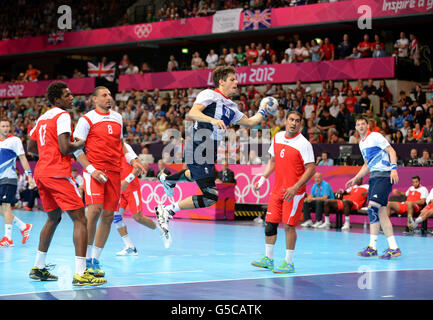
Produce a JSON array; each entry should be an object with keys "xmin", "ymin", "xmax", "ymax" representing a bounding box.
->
[
  {"xmin": 73, "ymin": 270, "xmax": 107, "ymax": 286},
  {"xmin": 155, "ymin": 205, "xmax": 172, "ymax": 236},
  {"xmin": 21, "ymin": 224, "xmax": 33, "ymax": 244},
  {"xmin": 116, "ymin": 246, "xmax": 138, "ymax": 256},
  {"xmin": 251, "ymin": 256, "xmax": 274, "ymax": 269},
  {"xmin": 318, "ymin": 221, "xmax": 331, "ymax": 229},
  {"xmin": 157, "ymin": 225, "xmax": 172, "ymax": 249},
  {"xmin": 273, "ymin": 261, "xmax": 295, "ymax": 274},
  {"xmin": 157, "ymin": 172, "xmax": 175, "ymax": 197},
  {"xmin": 341, "ymin": 223, "xmax": 350, "ymax": 231},
  {"xmin": 357, "ymin": 246, "xmax": 378, "ymax": 257},
  {"xmin": 29, "ymin": 264, "xmax": 58, "ymax": 281},
  {"xmin": 379, "ymin": 248, "xmax": 402, "ymax": 259},
  {"xmin": 0, "ymin": 236, "xmax": 14, "ymax": 247},
  {"xmin": 312, "ymin": 221, "xmax": 323, "ymax": 228},
  {"xmin": 90, "ymin": 259, "xmax": 105, "ymax": 277},
  {"xmin": 301, "ymin": 219, "xmax": 313, "ymax": 228}
]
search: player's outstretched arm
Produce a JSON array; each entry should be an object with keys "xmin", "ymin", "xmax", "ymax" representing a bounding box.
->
[
  {"xmin": 189, "ymin": 103, "xmax": 227, "ymax": 130},
  {"xmin": 254, "ymin": 156, "xmax": 275, "ymax": 190},
  {"xmin": 346, "ymin": 162, "xmax": 369, "ymax": 188},
  {"xmin": 236, "ymin": 108, "xmax": 268, "ymax": 128}
]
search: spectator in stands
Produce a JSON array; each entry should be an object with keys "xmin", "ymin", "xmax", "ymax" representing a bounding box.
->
[
  {"xmin": 393, "ymin": 129, "xmax": 404, "ymax": 143},
  {"xmin": 206, "ymin": 49, "xmax": 218, "ymax": 69},
  {"xmin": 71, "ymin": 168, "xmax": 84, "ymax": 199},
  {"xmin": 336, "ymin": 102, "xmax": 354, "ymax": 137},
  {"xmin": 358, "ymin": 90, "xmax": 371, "ymax": 113},
  {"xmin": 421, "ymin": 117, "xmax": 433, "ymax": 142},
  {"xmin": 398, "ymin": 90, "xmax": 413, "ymax": 108},
  {"xmin": 215, "ymin": 160, "xmax": 236, "ymax": 184},
  {"xmin": 156, "ymin": 159, "xmax": 171, "ymax": 176},
  {"xmin": 329, "ymin": 98, "xmax": 340, "ymax": 118},
  {"xmin": 337, "ymin": 33, "xmax": 352, "ymax": 59},
  {"xmin": 414, "ymin": 85, "xmax": 426, "ymax": 105},
  {"xmin": 363, "ymin": 79, "xmax": 377, "ymax": 95},
  {"xmin": 409, "ymin": 33, "xmax": 420, "ymax": 66},
  {"xmin": 317, "ymin": 107, "xmax": 337, "ymax": 136},
  {"xmin": 118, "ymin": 54, "xmax": 130, "ymax": 75},
  {"xmin": 139, "ymin": 163, "xmax": 156, "ymax": 179},
  {"xmin": 349, "ymin": 129, "xmax": 361, "ymax": 143},
  {"xmin": 316, "ymin": 151, "xmax": 334, "ymax": 166},
  {"xmin": 140, "ymin": 62, "xmax": 152, "ymax": 74},
  {"xmin": 262, "ymin": 43, "xmax": 276, "ymax": 64},
  {"xmin": 310, "ymin": 39, "xmax": 321, "ymax": 62},
  {"xmin": 319, "ymin": 37, "xmax": 335, "ymax": 61},
  {"xmin": 306, "ymin": 118, "xmax": 322, "ymax": 143},
  {"xmin": 343, "ymin": 89, "xmax": 357, "ymax": 114},
  {"xmin": 380, "ymin": 120, "xmax": 393, "ymax": 143},
  {"xmin": 340, "ymin": 79, "xmax": 352, "ymax": 96},
  {"xmin": 403, "ymin": 127, "xmax": 417, "ymax": 143},
  {"xmin": 413, "ymin": 122, "xmax": 423, "ymax": 141},
  {"xmin": 281, "ymin": 53, "xmax": 291, "ymax": 64},
  {"xmin": 418, "ymin": 149, "xmax": 432, "ymax": 167},
  {"xmin": 406, "ymin": 148, "xmax": 419, "ymax": 166},
  {"xmin": 372, "ymin": 43, "xmax": 386, "ymax": 57},
  {"xmin": 377, "ymin": 79, "xmax": 392, "ymax": 110},
  {"xmin": 235, "ymin": 45, "xmax": 247, "ymax": 66},
  {"xmin": 303, "ymin": 95, "xmax": 316, "ymax": 119},
  {"xmin": 346, "ymin": 47, "xmax": 361, "ymax": 60},
  {"xmin": 357, "ymin": 34, "xmax": 373, "ymax": 58},
  {"xmin": 225, "ymin": 47, "xmax": 236, "ymax": 65},
  {"xmin": 301, "ymin": 172, "xmax": 335, "ymax": 228},
  {"xmin": 23, "ymin": 64, "xmax": 40, "ymax": 82},
  {"xmin": 394, "ymin": 31, "xmax": 409, "ymax": 60},
  {"xmin": 246, "ymin": 42, "xmax": 259, "ymax": 66},
  {"xmin": 387, "ymin": 175, "xmax": 428, "ymax": 232},
  {"xmin": 248, "ymin": 150, "xmax": 262, "ymax": 164},
  {"xmin": 125, "ymin": 62, "xmax": 139, "ymax": 75},
  {"xmin": 167, "ymin": 55, "xmax": 179, "ymax": 72},
  {"xmin": 293, "ymin": 40, "xmax": 306, "ymax": 62},
  {"xmin": 353, "ymin": 79, "xmax": 364, "ymax": 96}
]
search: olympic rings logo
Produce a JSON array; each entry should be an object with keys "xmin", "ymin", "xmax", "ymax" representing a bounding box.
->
[
  {"xmin": 234, "ymin": 173, "xmax": 270, "ymax": 203},
  {"xmin": 140, "ymin": 183, "xmax": 182, "ymax": 213},
  {"xmin": 134, "ymin": 24, "xmax": 152, "ymax": 38}
]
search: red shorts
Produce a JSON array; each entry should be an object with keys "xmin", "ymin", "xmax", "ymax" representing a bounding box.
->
[
  {"xmin": 83, "ymin": 170, "xmax": 121, "ymax": 212},
  {"xmin": 424, "ymin": 204, "xmax": 433, "ymax": 211},
  {"xmin": 397, "ymin": 202, "xmax": 421, "ymax": 215},
  {"xmin": 266, "ymin": 192, "xmax": 305, "ymax": 226},
  {"xmin": 337, "ymin": 199, "xmax": 361, "ymax": 212},
  {"xmin": 119, "ymin": 188, "xmax": 142, "ymax": 214},
  {"xmin": 35, "ymin": 176, "xmax": 84, "ymax": 212}
]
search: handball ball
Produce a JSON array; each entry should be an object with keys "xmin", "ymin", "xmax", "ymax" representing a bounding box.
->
[{"xmin": 260, "ymin": 96, "xmax": 279, "ymax": 115}]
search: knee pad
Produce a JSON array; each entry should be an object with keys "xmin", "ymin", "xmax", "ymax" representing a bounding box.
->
[
  {"xmin": 192, "ymin": 187, "xmax": 219, "ymax": 208},
  {"xmin": 265, "ymin": 222, "xmax": 278, "ymax": 237},
  {"xmin": 113, "ymin": 211, "xmax": 125, "ymax": 229},
  {"xmin": 367, "ymin": 204, "xmax": 380, "ymax": 224}
]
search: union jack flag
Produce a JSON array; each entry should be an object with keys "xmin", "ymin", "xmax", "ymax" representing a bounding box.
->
[
  {"xmin": 242, "ymin": 9, "xmax": 271, "ymax": 30},
  {"xmin": 87, "ymin": 61, "xmax": 116, "ymax": 82},
  {"xmin": 47, "ymin": 31, "xmax": 64, "ymax": 45}
]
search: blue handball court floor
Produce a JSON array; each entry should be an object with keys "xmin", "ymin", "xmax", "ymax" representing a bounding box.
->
[{"xmin": 1, "ymin": 210, "xmax": 433, "ymax": 300}]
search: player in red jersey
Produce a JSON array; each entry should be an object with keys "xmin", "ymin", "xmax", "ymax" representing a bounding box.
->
[
  {"xmin": 322, "ymin": 178, "xmax": 369, "ymax": 231},
  {"xmin": 113, "ymin": 143, "xmax": 168, "ymax": 255},
  {"xmin": 27, "ymin": 81, "xmax": 106, "ymax": 286},
  {"xmin": 73, "ymin": 86, "xmax": 145, "ymax": 279},
  {"xmin": 251, "ymin": 111, "xmax": 316, "ymax": 273}
]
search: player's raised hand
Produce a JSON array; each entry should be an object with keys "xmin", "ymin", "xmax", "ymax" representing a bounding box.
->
[
  {"xmin": 211, "ymin": 119, "xmax": 226, "ymax": 131},
  {"xmin": 92, "ymin": 169, "xmax": 108, "ymax": 183}
]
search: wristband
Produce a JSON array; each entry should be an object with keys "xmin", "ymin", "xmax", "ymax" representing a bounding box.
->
[
  {"xmin": 125, "ymin": 173, "xmax": 136, "ymax": 183},
  {"xmin": 125, "ymin": 152, "xmax": 137, "ymax": 165},
  {"xmin": 258, "ymin": 108, "xmax": 268, "ymax": 118},
  {"xmin": 24, "ymin": 169, "xmax": 32, "ymax": 176},
  {"xmin": 391, "ymin": 163, "xmax": 397, "ymax": 170},
  {"xmin": 257, "ymin": 175, "xmax": 266, "ymax": 188},
  {"xmin": 73, "ymin": 149, "xmax": 84, "ymax": 158},
  {"xmin": 86, "ymin": 164, "xmax": 96, "ymax": 175}
]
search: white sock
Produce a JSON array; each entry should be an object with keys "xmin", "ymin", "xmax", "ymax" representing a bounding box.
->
[
  {"xmin": 121, "ymin": 234, "xmax": 134, "ymax": 248},
  {"xmin": 5, "ymin": 224, "xmax": 12, "ymax": 240},
  {"xmin": 414, "ymin": 217, "xmax": 423, "ymax": 227},
  {"xmin": 34, "ymin": 251, "xmax": 47, "ymax": 269},
  {"xmin": 369, "ymin": 234, "xmax": 378, "ymax": 250},
  {"xmin": 344, "ymin": 216, "xmax": 350, "ymax": 224},
  {"xmin": 167, "ymin": 202, "xmax": 180, "ymax": 213},
  {"xmin": 13, "ymin": 216, "xmax": 26, "ymax": 231},
  {"xmin": 387, "ymin": 236, "xmax": 398, "ymax": 250},
  {"xmin": 75, "ymin": 256, "xmax": 86, "ymax": 275},
  {"xmin": 86, "ymin": 245, "xmax": 93, "ymax": 259},
  {"xmin": 325, "ymin": 216, "xmax": 330, "ymax": 224},
  {"xmin": 285, "ymin": 249, "xmax": 294, "ymax": 264},
  {"xmin": 92, "ymin": 246, "xmax": 103, "ymax": 261},
  {"xmin": 265, "ymin": 244, "xmax": 274, "ymax": 259}
]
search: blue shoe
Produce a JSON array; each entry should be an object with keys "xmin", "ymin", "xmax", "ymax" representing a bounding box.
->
[
  {"xmin": 273, "ymin": 261, "xmax": 295, "ymax": 273},
  {"xmin": 157, "ymin": 172, "xmax": 175, "ymax": 197},
  {"xmin": 251, "ymin": 256, "xmax": 274, "ymax": 269},
  {"xmin": 357, "ymin": 246, "xmax": 378, "ymax": 257},
  {"xmin": 90, "ymin": 258, "xmax": 105, "ymax": 277}
]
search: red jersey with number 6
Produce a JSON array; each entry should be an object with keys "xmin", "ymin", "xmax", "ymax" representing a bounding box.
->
[
  {"xmin": 29, "ymin": 107, "xmax": 74, "ymax": 178},
  {"xmin": 73, "ymin": 109, "xmax": 123, "ymax": 172},
  {"xmin": 268, "ymin": 131, "xmax": 315, "ymax": 196}
]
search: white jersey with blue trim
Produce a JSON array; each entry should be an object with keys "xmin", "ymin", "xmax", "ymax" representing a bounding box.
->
[
  {"xmin": 359, "ymin": 131, "xmax": 392, "ymax": 173},
  {"xmin": 0, "ymin": 135, "xmax": 25, "ymax": 185},
  {"xmin": 192, "ymin": 89, "xmax": 244, "ymax": 141}
]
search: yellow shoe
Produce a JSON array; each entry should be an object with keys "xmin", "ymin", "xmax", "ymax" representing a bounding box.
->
[{"xmin": 73, "ymin": 270, "xmax": 107, "ymax": 286}]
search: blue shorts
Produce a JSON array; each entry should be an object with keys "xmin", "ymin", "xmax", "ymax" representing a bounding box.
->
[
  {"xmin": 0, "ymin": 184, "xmax": 18, "ymax": 205},
  {"xmin": 368, "ymin": 176, "xmax": 392, "ymax": 207},
  {"xmin": 185, "ymin": 138, "xmax": 219, "ymax": 181}
]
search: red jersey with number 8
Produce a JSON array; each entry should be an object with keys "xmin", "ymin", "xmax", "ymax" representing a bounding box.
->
[
  {"xmin": 29, "ymin": 107, "xmax": 74, "ymax": 178},
  {"xmin": 74, "ymin": 109, "xmax": 123, "ymax": 172}
]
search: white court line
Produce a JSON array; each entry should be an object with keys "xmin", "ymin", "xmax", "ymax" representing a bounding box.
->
[
  {"xmin": 2, "ymin": 268, "xmax": 433, "ymax": 298},
  {"xmin": 136, "ymin": 270, "xmax": 203, "ymax": 275}
]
